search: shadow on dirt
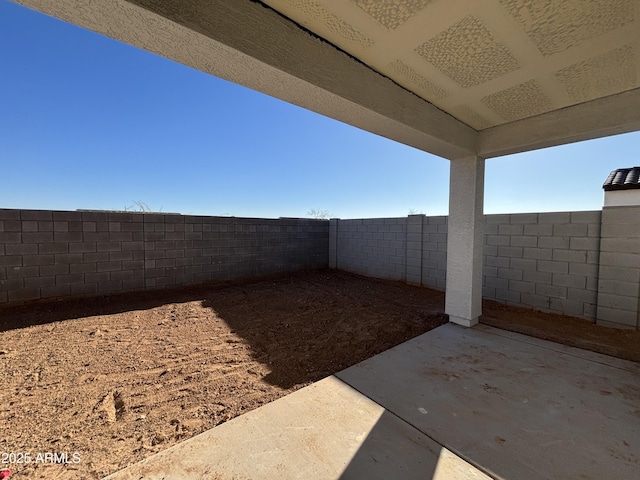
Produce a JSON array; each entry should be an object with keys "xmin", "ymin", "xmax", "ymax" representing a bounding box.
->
[
  {"xmin": 199, "ymin": 271, "xmax": 448, "ymax": 388},
  {"xmin": 0, "ymin": 269, "xmax": 447, "ymax": 389}
]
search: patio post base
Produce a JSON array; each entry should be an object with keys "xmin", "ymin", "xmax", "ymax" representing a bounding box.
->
[{"xmin": 448, "ymin": 315, "xmax": 478, "ymax": 328}]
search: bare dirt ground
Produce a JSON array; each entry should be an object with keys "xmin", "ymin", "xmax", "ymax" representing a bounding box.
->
[
  {"xmin": 0, "ymin": 269, "xmax": 638, "ymax": 479},
  {"xmin": 480, "ymin": 300, "xmax": 640, "ymax": 363}
]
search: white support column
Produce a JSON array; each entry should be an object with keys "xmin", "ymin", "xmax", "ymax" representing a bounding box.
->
[{"xmin": 446, "ymin": 156, "xmax": 485, "ymax": 327}]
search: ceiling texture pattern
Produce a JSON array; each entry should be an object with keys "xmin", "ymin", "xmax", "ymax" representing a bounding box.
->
[
  {"xmin": 13, "ymin": 0, "xmax": 640, "ymax": 159},
  {"xmin": 262, "ymin": 0, "xmax": 639, "ymax": 131}
]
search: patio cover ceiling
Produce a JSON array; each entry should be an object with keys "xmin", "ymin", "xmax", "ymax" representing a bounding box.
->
[{"xmin": 14, "ymin": 0, "xmax": 640, "ymax": 160}]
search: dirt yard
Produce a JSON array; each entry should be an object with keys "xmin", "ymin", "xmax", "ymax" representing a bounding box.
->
[{"xmin": 0, "ymin": 269, "xmax": 638, "ymax": 479}]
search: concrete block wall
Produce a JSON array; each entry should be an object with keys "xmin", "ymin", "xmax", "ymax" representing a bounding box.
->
[
  {"xmin": 0, "ymin": 209, "xmax": 146, "ymax": 303},
  {"xmin": 328, "ymin": 219, "xmax": 338, "ymax": 269},
  {"xmin": 482, "ymin": 211, "xmax": 601, "ymax": 320},
  {"xmin": 420, "ymin": 216, "xmax": 448, "ymax": 290},
  {"xmin": 596, "ymin": 206, "xmax": 640, "ymax": 329},
  {"xmin": 333, "ymin": 218, "xmax": 406, "ymax": 281},
  {"xmin": 331, "ymin": 210, "xmax": 609, "ymax": 324},
  {"xmin": 406, "ymin": 215, "xmax": 423, "ymax": 286},
  {"xmin": 0, "ymin": 209, "xmax": 328, "ymax": 304},
  {"xmin": 3, "ymin": 207, "xmax": 638, "ymax": 328},
  {"xmin": 402, "ymin": 215, "xmax": 449, "ymax": 289}
]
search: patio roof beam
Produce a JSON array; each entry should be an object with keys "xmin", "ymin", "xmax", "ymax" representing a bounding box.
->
[
  {"xmin": 478, "ymin": 88, "xmax": 640, "ymax": 158},
  {"xmin": 14, "ymin": 0, "xmax": 477, "ymax": 161}
]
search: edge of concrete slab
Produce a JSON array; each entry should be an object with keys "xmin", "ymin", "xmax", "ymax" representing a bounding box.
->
[
  {"xmin": 475, "ymin": 324, "xmax": 640, "ymax": 374},
  {"xmin": 104, "ymin": 322, "xmax": 640, "ymax": 480},
  {"xmin": 104, "ymin": 374, "xmax": 490, "ymax": 480},
  {"xmin": 337, "ymin": 323, "xmax": 640, "ymax": 480}
]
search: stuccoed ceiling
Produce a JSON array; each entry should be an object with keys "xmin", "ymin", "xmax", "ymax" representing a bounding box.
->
[
  {"xmin": 261, "ymin": 0, "xmax": 639, "ymax": 130},
  {"xmin": 12, "ymin": 0, "xmax": 640, "ymax": 159}
]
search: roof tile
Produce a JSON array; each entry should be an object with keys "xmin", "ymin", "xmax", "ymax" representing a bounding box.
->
[{"xmin": 603, "ymin": 166, "xmax": 640, "ymax": 191}]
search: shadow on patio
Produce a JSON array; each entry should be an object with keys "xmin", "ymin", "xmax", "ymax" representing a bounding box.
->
[{"xmin": 105, "ymin": 322, "xmax": 640, "ymax": 479}]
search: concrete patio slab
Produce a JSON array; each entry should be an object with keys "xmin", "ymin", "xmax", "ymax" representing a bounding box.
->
[
  {"xmin": 104, "ymin": 375, "xmax": 489, "ymax": 480},
  {"xmin": 337, "ymin": 323, "xmax": 640, "ymax": 480},
  {"xmin": 105, "ymin": 323, "xmax": 639, "ymax": 479}
]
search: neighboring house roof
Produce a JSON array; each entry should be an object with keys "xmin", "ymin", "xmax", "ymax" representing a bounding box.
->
[{"xmin": 603, "ymin": 167, "xmax": 640, "ymax": 191}]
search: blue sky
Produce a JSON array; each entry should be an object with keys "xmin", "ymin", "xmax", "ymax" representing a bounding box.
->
[{"xmin": 2, "ymin": 1, "xmax": 639, "ymax": 219}]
